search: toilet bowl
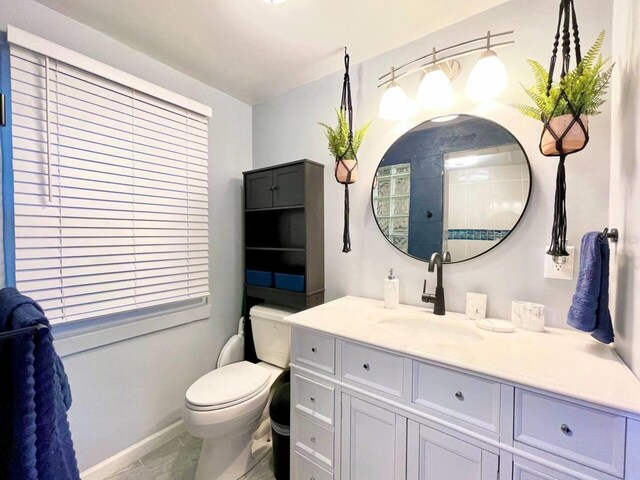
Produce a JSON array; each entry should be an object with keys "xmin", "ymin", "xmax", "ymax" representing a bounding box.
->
[{"xmin": 183, "ymin": 305, "xmax": 295, "ymax": 480}]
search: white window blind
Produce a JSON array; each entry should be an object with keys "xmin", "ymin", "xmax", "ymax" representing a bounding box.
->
[{"xmin": 9, "ymin": 45, "xmax": 210, "ymax": 324}]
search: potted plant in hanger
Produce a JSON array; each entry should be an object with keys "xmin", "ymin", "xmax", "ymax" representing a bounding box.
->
[
  {"xmin": 319, "ymin": 108, "xmax": 371, "ymax": 183},
  {"xmin": 513, "ymin": 31, "xmax": 613, "ymax": 155}
]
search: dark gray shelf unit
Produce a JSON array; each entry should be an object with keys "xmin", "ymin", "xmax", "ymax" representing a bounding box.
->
[{"xmin": 243, "ymin": 159, "xmax": 325, "ymax": 361}]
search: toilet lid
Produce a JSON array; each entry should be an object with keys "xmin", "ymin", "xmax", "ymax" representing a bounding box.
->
[{"xmin": 186, "ymin": 361, "xmax": 270, "ymax": 410}]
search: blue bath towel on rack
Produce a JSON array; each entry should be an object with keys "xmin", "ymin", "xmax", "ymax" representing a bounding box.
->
[
  {"xmin": 0, "ymin": 287, "xmax": 80, "ymax": 480},
  {"xmin": 567, "ymin": 232, "xmax": 614, "ymax": 344}
]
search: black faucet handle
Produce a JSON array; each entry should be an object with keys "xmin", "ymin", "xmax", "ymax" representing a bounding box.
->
[{"xmin": 421, "ymin": 279, "xmax": 433, "ymax": 304}]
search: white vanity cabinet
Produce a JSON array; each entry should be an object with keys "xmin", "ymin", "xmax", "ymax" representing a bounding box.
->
[{"xmin": 290, "ymin": 325, "xmax": 640, "ymax": 480}]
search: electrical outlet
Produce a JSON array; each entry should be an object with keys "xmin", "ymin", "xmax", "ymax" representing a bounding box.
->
[{"xmin": 544, "ymin": 246, "xmax": 575, "ymax": 280}]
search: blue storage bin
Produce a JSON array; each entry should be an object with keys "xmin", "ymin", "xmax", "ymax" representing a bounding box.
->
[
  {"xmin": 246, "ymin": 270, "xmax": 273, "ymax": 287},
  {"xmin": 274, "ymin": 273, "xmax": 305, "ymax": 292}
]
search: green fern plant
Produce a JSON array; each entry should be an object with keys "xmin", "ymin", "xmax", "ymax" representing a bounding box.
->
[
  {"xmin": 319, "ymin": 109, "xmax": 371, "ymax": 160},
  {"xmin": 512, "ymin": 31, "xmax": 614, "ymax": 121}
]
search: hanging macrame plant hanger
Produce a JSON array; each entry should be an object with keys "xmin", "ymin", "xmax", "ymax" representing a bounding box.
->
[
  {"xmin": 541, "ymin": 0, "xmax": 589, "ymax": 261},
  {"xmin": 336, "ymin": 48, "xmax": 357, "ymax": 253}
]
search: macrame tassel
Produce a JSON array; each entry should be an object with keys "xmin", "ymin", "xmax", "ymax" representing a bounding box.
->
[
  {"xmin": 342, "ymin": 184, "xmax": 351, "ymax": 253},
  {"xmin": 547, "ymin": 155, "xmax": 568, "ymax": 257},
  {"xmin": 337, "ymin": 48, "xmax": 357, "ymax": 254},
  {"xmin": 540, "ymin": 0, "xmax": 588, "ymax": 261}
]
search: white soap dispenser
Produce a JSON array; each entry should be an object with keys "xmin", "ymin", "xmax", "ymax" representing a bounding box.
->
[{"xmin": 384, "ymin": 268, "xmax": 400, "ymax": 309}]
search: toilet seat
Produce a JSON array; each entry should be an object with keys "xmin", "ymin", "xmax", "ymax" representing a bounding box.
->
[{"xmin": 186, "ymin": 361, "xmax": 270, "ymax": 412}]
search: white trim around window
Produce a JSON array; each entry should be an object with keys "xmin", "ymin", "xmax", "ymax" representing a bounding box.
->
[{"xmin": 7, "ymin": 25, "xmax": 213, "ymax": 117}]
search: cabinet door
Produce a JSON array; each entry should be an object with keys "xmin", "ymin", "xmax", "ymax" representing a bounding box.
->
[
  {"xmin": 512, "ymin": 459, "xmax": 577, "ymax": 480},
  {"xmin": 407, "ymin": 421, "xmax": 498, "ymax": 480},
  {"xmin": 513, "ymin": 464, "xmax": 558, "ymax": 480},
  {"xmin": 245, "ymin": 170, "xmax": 273, "ymax": 209},
  {"xmin": 273, "ymin": 164, "xmax": 305, "ymax": 207},
  {"xmin": 341, "ymin": 394, "xmax": 406, "ymax": 480}
]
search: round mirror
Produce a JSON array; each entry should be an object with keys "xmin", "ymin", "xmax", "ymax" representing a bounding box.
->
[{"xmin": 372, "ymin": 114, "xmax": 531, "ymax": 263}]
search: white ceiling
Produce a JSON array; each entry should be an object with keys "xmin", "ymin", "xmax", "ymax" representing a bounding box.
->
[{"xmin": 34, "ymin": 0, "xmax": 510, "ymax": 105}]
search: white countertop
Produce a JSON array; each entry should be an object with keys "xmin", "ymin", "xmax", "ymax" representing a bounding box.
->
[{"xmin": 286, "ymin": 296, "xmax": 640, "ymax": 416}]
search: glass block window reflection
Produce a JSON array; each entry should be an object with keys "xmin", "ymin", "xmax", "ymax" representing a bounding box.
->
[{"xmin": 373, "ymin": 163, "xmax": 411, "ymax": 252}]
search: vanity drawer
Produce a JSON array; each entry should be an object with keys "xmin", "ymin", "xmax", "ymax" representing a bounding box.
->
[
  {"xmin": 412, "ymin": 361, "xmax": 501, "ymax": 434},
  {"xmin": 514, "ymin": 389, "xmax": 626, "ymax": 477},
  {"xmin": 293, "ymin": 413, "xmax": 334, "ymax": 469},
  {"xmin": 293, "ymin": 328, "xmax": 336, "ymax": 375},
  {"xmin": 294, "ymin": 451, "xmax": 333, "ymax": 480},
  {"xmin": 342, "ymin": 341, "xmax": 405, "ymax": 398},
  {"xmin": 293, "ymin": 373, "xmax": 335, "ymax": 426}
]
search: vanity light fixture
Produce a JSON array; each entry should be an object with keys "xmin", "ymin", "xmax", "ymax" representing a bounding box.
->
[
  {"xmin": 262, "ymin": 0, "xmax": 287, "ymax": 3},
  {"xmin": 416, "ymin": 49, "xmax": 455, "ymax": 110},
  {"xmin": 378, "ymin": 30, "xmax": 514, "ymax": 120},
  {"xmin": 445, "ymin": 155, "xmax": 479, "ymax": 168},
  {"xmin": 378, "ymin": 67, "xmax": 412, "ymax": 121},
  {"xmin": 466, "ymin": 33, "xmax": 509, "ymax": 102}
]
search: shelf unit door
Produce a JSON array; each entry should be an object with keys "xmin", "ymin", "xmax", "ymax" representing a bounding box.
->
[
  {"xmin": 246, "ymin": 170, "xmax": 274, "ymax": 209},
  {"xmin": 273, "ymin": 164, "xmax": 305, "ymax": 207}
]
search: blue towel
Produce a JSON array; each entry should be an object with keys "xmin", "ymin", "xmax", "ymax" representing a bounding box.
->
[
  {"xmin": 0, "ymin": 287, "xmax": 80, "ymax": 480},
  {"xmin": 567, "ymin": 232, "xmax": 614, "ymax": 344}
]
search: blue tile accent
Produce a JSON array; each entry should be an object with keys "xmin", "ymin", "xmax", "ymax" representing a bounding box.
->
[{"xmin": 447, "ymin": 229, "xmax": 510, "ymax": 241}]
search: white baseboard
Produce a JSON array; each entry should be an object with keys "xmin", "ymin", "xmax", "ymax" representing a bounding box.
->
[{"xmin": 80, "ymin": 420, "xmax": 186, "ymax": 480}]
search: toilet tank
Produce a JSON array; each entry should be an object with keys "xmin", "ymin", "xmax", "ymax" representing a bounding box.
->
[{"xmin": 250, "ymin": 304, "xmax": 296, "ymax": 368}]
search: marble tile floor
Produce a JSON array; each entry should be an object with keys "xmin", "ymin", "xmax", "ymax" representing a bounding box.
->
[
  {"xmin": 240, "ymin": 454, "xmax": 276, "ymax": 480},
  {"xmin": 104, "ymin": 432, "xmax": 276, "ymax": 480}
]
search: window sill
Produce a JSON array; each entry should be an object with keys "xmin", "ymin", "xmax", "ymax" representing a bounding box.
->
[{"xmin": 53, "ymin": 299, "xmax": 212, "ymax": 358}]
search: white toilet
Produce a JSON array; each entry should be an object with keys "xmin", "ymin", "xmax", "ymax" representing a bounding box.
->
[{"xmin": 183, "ymin": 304, "xmax": 295, "ymax": 480}]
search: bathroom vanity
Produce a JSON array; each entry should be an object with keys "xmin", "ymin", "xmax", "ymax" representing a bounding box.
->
[{"xmin": 287, "ymin": 297, "xmax": 640, "ymax": 480}]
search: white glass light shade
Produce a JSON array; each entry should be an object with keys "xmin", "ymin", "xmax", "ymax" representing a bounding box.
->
[
  {"xmin": 263, "ymin": 0, "xmax": 287, "ymax": 3},
  {"xmin": 379, "ymin": 82, "xmax": 411, "ymax": 121},
  {"xmin": 466, "ymin": 50, "xmax": 508, "ymax": 102},
  {"xmin": 417, "ymin": 67, "xmax": 454, "ymax": 110}
]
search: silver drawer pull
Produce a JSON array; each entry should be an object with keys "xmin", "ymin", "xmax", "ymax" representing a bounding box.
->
[
  {"xmin": 311, "ymin": 347, "xmax": 317, "ymax": 353},
  {"xmin": 310, "ymin": 396, "xmax": 316, "ymax": 403},
  {"xmin": 560, "ymin": 424, "xmax": 572, "ymax": 435},
  {"xmin": 310, "ymin": 435, "xmax": 316, "ymax": 443},
  {"xmin": 455, "ymin": 391, "xmax": 464, "ymax": 401},
  {"xmin": 363, "ymin": 363, "xmax": 370, "ymax": 371}
]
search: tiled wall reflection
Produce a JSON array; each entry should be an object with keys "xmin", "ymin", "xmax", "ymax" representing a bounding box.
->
[{"xmin": 445, "ymin": 157, "xmax": 529, "ymax": 260}]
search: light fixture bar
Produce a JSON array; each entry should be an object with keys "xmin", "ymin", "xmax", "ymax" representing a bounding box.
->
[
  {"xmin": 379, "ymin": 30, "xmax": 513, "ymax": 80},
  {"xmin": 378, "ymin": 30, "xmax": 514, "ymax": 88}
]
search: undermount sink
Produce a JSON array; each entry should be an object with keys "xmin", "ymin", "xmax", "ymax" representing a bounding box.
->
[{"xmin": 377, "ymin": 315, "xmax": 484, "ymax": 344}]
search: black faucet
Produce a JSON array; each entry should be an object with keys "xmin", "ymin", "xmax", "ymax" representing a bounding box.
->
[{"xmin": 421, "ymin": 252, "xmax": 447, "ymax": 315}]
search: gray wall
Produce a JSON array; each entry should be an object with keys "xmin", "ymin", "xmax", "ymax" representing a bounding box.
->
[
  {"xmin": 252, "ymin": 0, "xmax": 613, "ymax": 328},
  {"xmin": 0, "ymin": 0, "xmax": 252, "ymax": 470},
  {"xmin": 610, "ymin": 0, "xmax": 640, "ymax": 378}
]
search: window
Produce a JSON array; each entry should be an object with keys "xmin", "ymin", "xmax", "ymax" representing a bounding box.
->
[
  {"xmin": 373, "ymin": 163, "xmax": 411, "ymax": 253},
  {"xmin": 3, "ymin": 29, "xmax": 211, "ymax": 325}
]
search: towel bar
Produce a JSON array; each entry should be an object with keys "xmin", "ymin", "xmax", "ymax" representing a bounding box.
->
[
  {"xmin": 0, "ymin": 323, "xmax": 49, "ymax": 342},
  {"xmin": 600, "ymin": 228, "xmax": 619, "ymax": 242}
]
